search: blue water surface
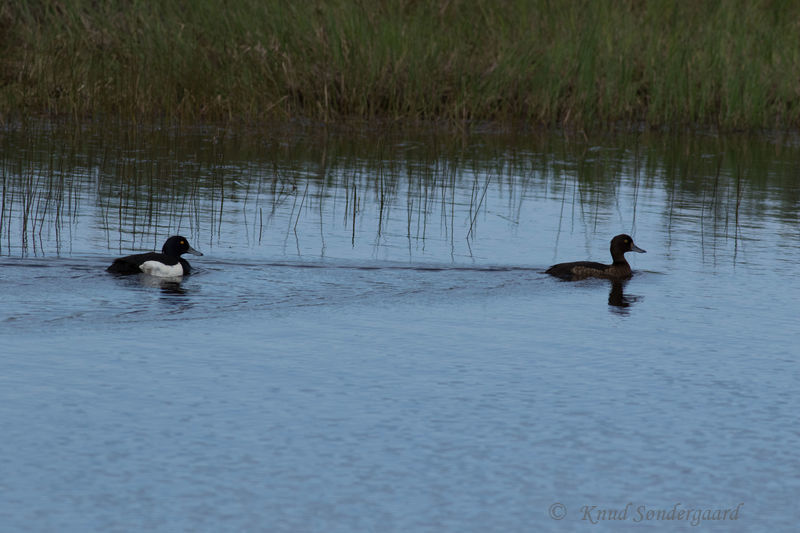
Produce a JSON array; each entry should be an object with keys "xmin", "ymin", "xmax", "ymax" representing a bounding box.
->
[{"xmin": 1, "ymin": 129, "xmax": 798, "ymax": 532}]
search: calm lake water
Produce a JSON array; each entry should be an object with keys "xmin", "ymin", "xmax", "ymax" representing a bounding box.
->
[{"xmin": 1, "ymin": 123, "xmax": 798, "ymax": 532}]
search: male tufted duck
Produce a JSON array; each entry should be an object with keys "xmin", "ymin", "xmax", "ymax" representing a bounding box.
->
[
  {"xmin": 107, "ymin": 236, "xmax": 203, "ymax": 276},
  {"xmin": 546, "ymin": 234, "xmax": 645, "ymax": 281}
]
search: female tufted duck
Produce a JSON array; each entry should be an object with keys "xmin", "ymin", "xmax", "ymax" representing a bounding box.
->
[
  {"xmin": 107, "ymin": 236, "xmax": 203, "ymax": 276},
  {"xmin": 546, "ymin": 234, "xmax": 645, "ymax": 281}
]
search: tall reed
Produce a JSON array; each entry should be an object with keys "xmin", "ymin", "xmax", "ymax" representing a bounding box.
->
[{"xmin": 4, "ymin": 0, "xmax": 800, "ymax": 130}]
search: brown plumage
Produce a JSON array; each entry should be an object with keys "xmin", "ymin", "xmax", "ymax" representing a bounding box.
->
[{"xmin": 546, "ymin": 234, "xmax": 646, "ymax": 281}]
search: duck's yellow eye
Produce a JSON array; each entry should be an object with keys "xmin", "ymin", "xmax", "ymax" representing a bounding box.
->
[
  {"xmin": 181, "ymin": 240, "xmax": 185, "ymax": 244},
  {"xmin": 624, "ymin": 239, "xmax": 629, "ymax": 243}
]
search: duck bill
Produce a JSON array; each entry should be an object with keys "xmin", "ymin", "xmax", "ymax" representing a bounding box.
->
[
  {"xmin": 186, "ymin": 245, "xmax": 203, "ymax": 256},
  {"xmin": 631, "ymin": 244, "xmax": 646, "ymax": 253}
]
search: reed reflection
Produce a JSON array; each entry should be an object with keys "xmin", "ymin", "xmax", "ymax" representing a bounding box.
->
[{"xmin": 1, "ymin": 123, "xmax": 796, "ymax": 264}]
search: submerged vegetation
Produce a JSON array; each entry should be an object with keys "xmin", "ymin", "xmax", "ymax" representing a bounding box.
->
[{"xmin": 2, "ymin": 0, "xmax": 800, "ymax": 130}]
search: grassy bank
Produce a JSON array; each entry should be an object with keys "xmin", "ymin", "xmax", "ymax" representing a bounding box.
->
[{"xmin": 2, "ymin": 0, "xmax": 800, "ymax": 130}]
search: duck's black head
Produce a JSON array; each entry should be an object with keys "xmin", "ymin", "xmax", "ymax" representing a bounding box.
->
[
  {"xmin": 610, "ymin": 234, "xmax": 646, "ymax": 261},
  {"xmin": 162, "ymin": 236, "xmax": 203, "ymax": 257}
]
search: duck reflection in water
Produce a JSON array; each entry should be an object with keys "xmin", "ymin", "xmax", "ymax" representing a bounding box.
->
[
  {"xmin": 135, "ymin": 274, "xmax": 189, "ymax": 295},
  {"xmin": 608, "ymin": 280, "xmax": 641, "ymax": 313}
]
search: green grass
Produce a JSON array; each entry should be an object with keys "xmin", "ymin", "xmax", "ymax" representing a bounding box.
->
[{"xmin": 2, "ymin": 0, "xmax": 800, "ymax": 130}]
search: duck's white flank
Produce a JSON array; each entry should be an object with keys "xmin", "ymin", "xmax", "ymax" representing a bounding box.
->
[{"xmin": 139, "ymin": 260, "xmax": 184, "ymax": 277}]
